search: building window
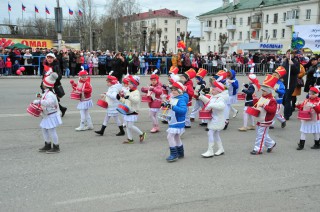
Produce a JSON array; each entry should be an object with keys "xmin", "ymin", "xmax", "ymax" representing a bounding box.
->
[
  {"xmin": 274, "ymin": 13, "xmax": 278, "ymax": 23},
  {"xmin": 207, "ymin": 21, "xmax": 212, "ymax": 27},
  {"xmin": 281, "ymin": 29, "xmax": 285, "ymax": 38},
  {"xmin": 164, "ymin": 28, "xmax": 168, "ymax": 32},
  {"xmin": 214, "ymin": 20, "xmax": 217, "ymax": 28},
  {"xmin": 164, "ymin": 20, "xmax": 168, "ymax": 24},
  {"xmin": 273, "ymin": 29, "xmax": 277, "ymax": 38},
  {"xmin": 240, "ymin": 18, "xmax": 243, "ymax": 25},
  {"xmin": 208, "ymin": 33, "xmax": 211, "ymax": 41},
  {"xmin": 177, "ymin": 20, "xmax": 180, "ymax": 24},
  {"xmin": 231, "ymin": 31, "xmax": 235, "ymax": 40},
  {"xmin": 257, "ymin": 30, "xmax": 260, "ymax": 39},
  {"xmin": 214, "ymin": 33, "xmax": 216, "ymax": 41},
  {"xmin": 164, "ymin": 35, "xmax": 168, "ymax": 40},
  {"xmin": 239, "ymin": 31, "xmax": 242, "ymax": 40},
  {"xmin": 232, "ymin": 18, "xmax": 236, "ymax": 25},
  {"xmin": 306, "ymin": 9, "xmax": 311, "ymax": 19},
  {"xmin": 247, "ymin": 31, "xmax": 250, "ymax": 39},
  {"xmin": 266, "ymin": 14, "xmax": 269, "ymax": 23},
  {"xmin": 177, "ymin": 28, "xmax": 180, "ymax": 32},
  {"xmin": 220, "ymin": 20, "xmax": 223, "ymax": 28},
  {"xmin": 283, "ymin": 12, "xmax": 286, "ymax": 21},
  {"xmin": 247, "ymin": 17, "xmax": 251, "ymax": 25},
  {"xmin": 225, "ymin": 19, "xmax": 228, "ymax": 27},
  {"xmin": 265, "ymin": 30, "xmax": 268, "ymax": 39},
  {"xmin": 288, "ymin": 10, "xmax": 299, "ymax": 19}
]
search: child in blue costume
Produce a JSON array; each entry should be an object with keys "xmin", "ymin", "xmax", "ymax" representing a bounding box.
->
[{"xmin": 162, "ymin": 81, "xmax": 188, "ymax": 162}]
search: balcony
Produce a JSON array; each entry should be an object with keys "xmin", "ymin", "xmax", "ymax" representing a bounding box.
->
[
  {"xmin": 251, "ymin": 22, "xmax": 261, "ymax": 29},
  {"xmin": 203, "ymin": 26, "xmax": 212, "ymax": 32},
  {"xmin": 226, "ymin": 24, "xmax": 236, "ymax": 31},
  {"xmin": 285, "ymin": 18, "xmax": 299, "ymax": 26}
]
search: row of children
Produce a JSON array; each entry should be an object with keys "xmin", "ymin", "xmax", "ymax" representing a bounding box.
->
[{"xmin": 30, "ymin": 65, "xmax": 320, "ymax": 161}]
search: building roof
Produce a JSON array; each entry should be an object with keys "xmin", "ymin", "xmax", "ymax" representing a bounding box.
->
[
  {"xmin": 198, "ymin": 0, "xmax": 309, "ymax": 17},
  {"xmin": 127, "ymin": 8, "xmax": 187, "ymax": 21}
]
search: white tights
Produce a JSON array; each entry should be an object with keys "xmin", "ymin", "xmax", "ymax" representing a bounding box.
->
[
  {"xmin": 126, "ymin": 121, "xmax": 143, "ymax": 140},
  {"xmin": 208, "ymin": 130, "xmax": 221, "ymax": 144},
  {"xmin": 80, "ymin": 109, "xmax": 92, "ymax": 124},
  {"xmin": 300, "ymin": 133, "xmax": 320, "ymax": 140},
  {"xmin": 149, "ymin": 110, "xmax": 159, "ymax": 126},
  {"xmin": 243, "ymin": 107, "xmax": 255, "ymax": 127},
  {"xmin": 167, "ymin": 133, "xmax": 183, "ymax": 147},
  {"xmin": 103, "ymin": 115, "xmax": 121, "ymax": 126},
  {"xmin": 42, "ymin": 128, "xmax": 59, "ymax": 145}
]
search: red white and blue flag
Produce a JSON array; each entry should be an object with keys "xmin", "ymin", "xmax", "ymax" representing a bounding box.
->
[
  {"xmin": 22, "ymin": 4, "xmax": 26, "ymax": 11},
  {"xmin": 78, "ymin": 9, "xmax": 83, "ymax": 16},
  {"xmin": 35, "ymin": 6, "xmax": 39, "ymax": 13},
  {"xmin": 45, "ymin": 6, "xmax": 50, "ymax": 14},
  {"xmin": 69, "ymin": 8, "xmax": 74, "ymax": 15},
  {"xmin": 8, "ymin": 3, "xmax": 11, "ymax": 12}
]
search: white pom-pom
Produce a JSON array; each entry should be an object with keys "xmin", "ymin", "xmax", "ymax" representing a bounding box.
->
[
  {"xmin": 248, "ymin": 74, "xmax": 256, "ymax": 79},
  {"xmin": 250, "ymin": 67, "xmax": 254, "ymax": 74},
  {"xmin": 81, "ymin": 66, "xmax": 84, "ymax": 70},
  {"xmin": 109, "ymin": 71, "xmax": 114, "ymax": 76},
  {"xmin": 223, "ymin": 68, "xmax": 228, "ymax": 72},
  {"xmin": 152, "ymin": 69, "xmax": 158, "ymax": 75}
]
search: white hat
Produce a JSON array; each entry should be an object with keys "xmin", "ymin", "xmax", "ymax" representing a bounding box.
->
[
  {"xmin": 172, "ymin": 81, "xmax": 186, "ymax": 94},
  {"xmin": 43, "ymin": 72, "xmax": 58, "ymax": 88},
  {"xmin": 46, "ymin": 53, "xmax": 56, "ymax": 59}
]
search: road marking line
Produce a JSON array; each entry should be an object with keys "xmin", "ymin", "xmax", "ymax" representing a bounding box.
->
[{"xmin": 55, "ymin": 189, "xmax": 145, "ymax": 205}]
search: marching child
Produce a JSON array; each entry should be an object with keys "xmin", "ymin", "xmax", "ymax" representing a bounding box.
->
[
  {"xmin": 250, "ymin": 75, "xmax": 277, "ymax": 155},
  {"xmin": 141, "ymin": 70, "xmax": 163, "ymax": 133},
  {"xmin": 226, "ymin": 68, "xmax": 239, "ymax": 119},
  {"xmin": 199, "ymin": 80, "xmax": 227, "ymax": 158},
  {"xmin": 270, "ymin": 66, "xmax": 287, "ymax": 129},
  {"xmin": 238, "ymin": 71, "xmax": 260, "ymax": 131},
  {"xmin": 162, "ymin": 81, "xmax": 187, "ymax": 162},
  {"xmin": 120, "ymin": 75, "xmax": 146, "ymax": 144},
  {"xmin": 120, "ymin": 75, "xmax": 130, "ymax": 128},
  {"xmin": 95, "ymin": 73, "xmax": 124, "ymax": 136},
  {"xmin": 296, "ymin": 86, "xmax": 320, "ymax": 150},
  {"xmin": 70, "ymin": 69, "xmax": 94, "ymax": 131},
  {"xmin": 34, "ymin": 72, "xmax": 62, "ymax": 153},
  {"xmin": 190, "ymin": 68, "xmax": 207, "ymax": 126}
]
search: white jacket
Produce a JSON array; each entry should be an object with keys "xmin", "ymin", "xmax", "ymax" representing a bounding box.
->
[
  {"xmin": 120, "ymin": 89, "xmax": 141, "ymax": 113},
  {"xmin": 40, "ymin": 89, "xmax": 59, "ymax": 116},
  {"xmin": 105, "ymin": 83, "xmax": 122, "ymax": 114},
  {"xmin": 199, "ymin": 92, "xmax": 227, "ymax": 131}
]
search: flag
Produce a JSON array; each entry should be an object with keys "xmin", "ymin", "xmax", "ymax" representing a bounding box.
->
[
  {"xmin": 78, "ymin": 9, "xmax": 83, "ymax": 16},
  {"xmin": 45, "ymin": 6, "xmax": 50, "ymax": 15},
  {"xmin": 8, "ymin": 3, "xmax": 11, "ymax": 12},
  {"xmin": 22, "ymin": 4, "xmax": 26, "ymax": 11},
  {"xmin": 35, "ymin": 6, "xmax": 39, "ymax": 13},
  {"xmin": 69, "ymin": 8, "xmax": 73, "ymax": 15}
]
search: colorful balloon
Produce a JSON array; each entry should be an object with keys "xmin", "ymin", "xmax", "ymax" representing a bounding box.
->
[
  {"xmin": 188, "ymin": 47, "xmax": 192, "ymax": 52},
  {"xmin": 19, "ymin": 67, "xmax": 25, "ymax": 72},
  {"xmin": 16, "ymin": 70, "xmax": 21, "ymax": 75}
]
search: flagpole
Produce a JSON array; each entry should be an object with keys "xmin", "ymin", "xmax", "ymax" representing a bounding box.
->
[
  {"xmin": 8, "ymin": 7, "xmax": 11, "ymax": 25},
  {"xmin": 46, "ymin": 11, "xmax": 48, "ymax": 36},
  {"xmin": 68, "ymin": 13, "xmax": 71, "ymax": 37},
  {"xmin": 22, "ymin": 8, "xmax": 24, "ymax": 35}
]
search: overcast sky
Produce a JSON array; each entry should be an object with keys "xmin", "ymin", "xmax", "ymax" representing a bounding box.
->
[{"xmin": 1, "ymin": 0, "xmax": 221, "ymax": 36}]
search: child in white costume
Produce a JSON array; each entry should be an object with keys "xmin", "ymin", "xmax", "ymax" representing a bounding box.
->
[
  {"xmin": 70, "ymin": 69, "xmax": 94, "ymax": 131},
  {"xmin": 120, "ymin": 75, "xmax": 146, "ymax": 144},
  {"xmin": 95, "ymin": 74, "xmax": 124, "ymax": 136},
  {"xmin": 34, "ymin": 72, "xmax": 62, "ymax": 153},
  {"xmin": 199, "ymin": 80, "xmax": 227, "ymax": 157}
]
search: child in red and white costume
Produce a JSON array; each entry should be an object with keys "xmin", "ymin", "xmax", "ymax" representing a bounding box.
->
[
  {"xmin": 141, "ymin": 70, "xmax": 163, "ymax": 133},
  {"xmin": 296, "ymin": 86, "xmax": 320, "ymax": 150},
  {"xmin": 199, "ymin": 80, "xmax": 228, "ymax": 157},
  {"xmin": 70, "ymin": 69, "xmax": 93, "ymax": 131},
  {"xmin": 95, "ymin": 72, "xmax": 124, "ymax": 136},
  {"xmin": 120, "ymin": 75, "xmax": 146, "ymax": 144},
  {"xmin": 180, "ymin": 68, "xmax": 196, "ymax": 128},
  {"xmin": 250, "ymin": 75, "xmax": 277, "ymax": 155},
  {"xmin": 120, "ymin": 75, "xmax": 130, "ymax": 128},
  {"xmin": 34, "ymin": 72, "xmax": 62, "ymax": 153}
]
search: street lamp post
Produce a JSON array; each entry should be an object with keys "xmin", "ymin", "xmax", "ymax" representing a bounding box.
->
[{"xmin": 142, "ymin": 28, "xmax": 147, "ymax": 52}]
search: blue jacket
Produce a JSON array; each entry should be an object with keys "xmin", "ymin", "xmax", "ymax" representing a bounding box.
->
[
  {"xmin": 169, "ymin": 94, "xmax": 187, "ymax": 129},
  {"xmin": 228, "ymin": 69, "xmax": 239, "ymax": 96},
  {"xmin": 275, "ymin": 80, "xmax": 285, "ymax": 104},
  {"xmin": 242, "ymin": 84, "xmax": 255, "ymax": 107}
]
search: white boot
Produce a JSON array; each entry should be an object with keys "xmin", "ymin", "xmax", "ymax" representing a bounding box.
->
[
  {"xmin": 75, "ymin": 122, "xmax": 86, "ymax": 131},
  {"xmin": 201, "ymin": 143, "xmax": 214, "ymax": 158},
  {"xmin": 85, "ymin": 118, "xmax": 94, "ymax": 130},
  {"xmin": 215, "ymin": 141, "xmax": 225, "ymax": 156}
]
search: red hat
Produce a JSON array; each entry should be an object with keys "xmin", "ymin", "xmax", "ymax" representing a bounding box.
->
[
  {"xmin": 261, "ymin": 74, "xmax": 278, "ymax": 93},
  {"xmin": 248, "ymin": 74, "xmax": 261, "ymax": 91},
  {"xmin": 128, "ymin": 75, "xmax": 140, "ymax": 86},
  {"xmin": 43, "ymin": 72, "xmax": 58, "ymax": 88},
  {"xmin": 216, "ymin": 70, "xmax": 227, "ymax": 81},
  {"xmin": 123, "ymin": 77, "xmax": 129, "ymax": 84},
  {"xmin": 196, "ymin": 68, "xmax": 207, "ymax": 79},
  {"xmin": 79, "ymin": 70, "xmax": 88, "ymax": 76},
  {"xmin": 212, "ymin": 81, "xmax": 225, "ymax": 93},
  {"xmin": 169, "ymin": 66, "xmax": 179, "ymax": 75},
  {"xmin": 275, "ymin": 66, "xmax": 287, "ymax": 78},
  {"xmin": 169, "ymin": 74, "xmax": 180, "ymax": 84},
  {"xmin": 310, "ymin": 87, "xmax": 320, "ymax": 94},
  {"xmin": 183, "ymin": 68, "xmax": 197, "ymax": 80},
  {"xmin": 172, "ymin": 81, "xmax": 185, "ymax": 94},
  {"xmin": 150, "ymin": 69, "xmax": 159, "ymax": 81},
  {"xmin": 107, "ymin": 75, "xmax": 118, "ymax": 85}
]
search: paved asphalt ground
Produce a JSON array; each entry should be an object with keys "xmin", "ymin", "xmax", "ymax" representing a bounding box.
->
[{"xmin": 0, "ymin": 75, "xmax": 319, "ymax": 212}]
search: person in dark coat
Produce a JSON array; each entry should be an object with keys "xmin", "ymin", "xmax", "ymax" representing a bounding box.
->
[
  {"xmin": 304, "ymin": 58, "xmax": 318, "ymax": 93},
  {"xmin": 281, "ymin": 50, "xmax": 300, "ymax": 120},
  {"xmin": 41, "ymin": 53, "xmax": 67, "ymax": 117}
]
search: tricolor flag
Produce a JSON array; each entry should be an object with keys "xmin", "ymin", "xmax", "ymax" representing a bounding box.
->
[
  {"xmin": 45, "ymin": 6, "xmax": 50, "ymax": 15},
  {"xmin": 78, "ymin": 9, "xmax": 83, "ymax": 16},
  {"xmin": 35, "ymin": 6, "xmax": 39, "ymax": 13},
  {"xmin": 69, "ymin": 8, "xmax": 74, "ymax": 15},
  {"xmin": 8, "ymin": 3, "xmax": 11, "ymax": 12},
  {"xmin": 22, "ymin": 4, "xmax": 26, "ymax": 11}
]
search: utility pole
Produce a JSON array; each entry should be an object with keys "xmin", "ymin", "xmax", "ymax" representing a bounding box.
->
[
  {"xmin": 89, "ymin": 0, "xmax": 93, "ymax": 51},
  {"xmin": 56, "ymin": 0, "xmax": 63, "ymax": 50}
]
